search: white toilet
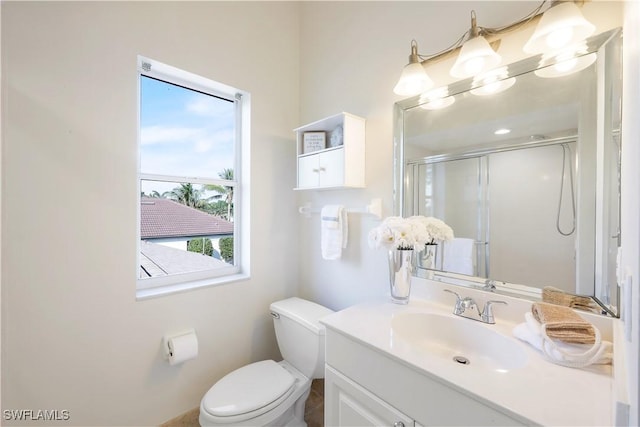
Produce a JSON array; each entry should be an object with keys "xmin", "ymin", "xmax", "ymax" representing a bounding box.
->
[{"xmin": 199, "ymin": 297, "xmax": 334, "ymax": 427}]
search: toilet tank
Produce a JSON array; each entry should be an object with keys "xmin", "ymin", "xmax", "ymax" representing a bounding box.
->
[{"xmin": 270, "ymin": 298, "xmax": 334, "ymax": 379}]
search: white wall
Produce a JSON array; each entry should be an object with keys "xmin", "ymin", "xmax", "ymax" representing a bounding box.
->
[
  {"xmin": 1, "ymin": 2, "xmax": 300, "ymax": 425},
  {"xmin": 622, "ymin": 3, "xmax": 640, "ymax": 424},
  {"xmin": 297, "ymin": 1, "xmax": 623, "ymax": 311}
]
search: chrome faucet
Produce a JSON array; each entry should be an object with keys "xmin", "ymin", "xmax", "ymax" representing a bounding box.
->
[
  {"xmin": 443, "ymin": 289, "xmax": 507, "ymax": 324},
  {"xmin": 483, "ymin": 279, "xmax": 497, "ymax": 292}
]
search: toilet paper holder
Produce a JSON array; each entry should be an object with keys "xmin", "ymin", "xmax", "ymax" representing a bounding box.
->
[{"xmin": 163, "ymin": 329, "xmax": 198, "ymax": 363}]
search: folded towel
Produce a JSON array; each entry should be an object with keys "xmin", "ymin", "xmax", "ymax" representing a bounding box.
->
[
  {"xmin": 542, "ymin": 286, "xmax": 598, "ymax": 312},
  {"xmin": 321, "ymin": 205, "xmax": 348, "ymax": 260},
  {"xmin": 442, "ymin": 238, "xmax": 474, "ymax": 275},
  {"xmin": 531, "ymin": 302, "xmax": 595, "ymax": 344},
  {"xmin": 513, "ymin": 313, "xmax": 612, "ymax": 367}
]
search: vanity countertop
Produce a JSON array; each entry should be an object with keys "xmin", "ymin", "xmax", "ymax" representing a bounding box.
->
[{"xmin": 321, "ymin": 284, "xmax": 614, "ymax": 426}]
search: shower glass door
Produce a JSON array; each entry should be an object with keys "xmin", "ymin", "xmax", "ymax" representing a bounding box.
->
[
  {"xmin": 488, "ymin": 143, "xmax": 577, "ymax": 292},
  {"xmin": 409, "ymin": 156, "xmax": 488, "ymax": 277},
  {"xmin": 408, "ymin": 141, "xmax": 579, "ymax": 292}
]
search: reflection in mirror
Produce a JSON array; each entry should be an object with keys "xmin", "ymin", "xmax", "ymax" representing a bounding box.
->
[{"xmin": 394, "ymin": 29, "xmax": 622, "ymax": 317}]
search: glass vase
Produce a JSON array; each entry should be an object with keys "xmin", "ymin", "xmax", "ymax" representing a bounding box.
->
[
  {"xmin": 388, "ymin": 248, "xmax": 414, "ymax": 304},
  {"xmin": 417, "ymin": 243, "xmax": 438, "ymax": 279}
]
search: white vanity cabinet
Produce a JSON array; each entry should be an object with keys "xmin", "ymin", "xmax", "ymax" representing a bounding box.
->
[
  {"xmin": 294, "ymin": 113, "xmax": 365, "ymax": 190},
  {"xmin": 324, "ymin": 328, "xmax": 526, "ymax": 427}
]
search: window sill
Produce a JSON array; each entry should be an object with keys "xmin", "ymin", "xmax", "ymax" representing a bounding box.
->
[{"xmin": 136, "ymin": 273, "xmax": 251, "ymax": 301}]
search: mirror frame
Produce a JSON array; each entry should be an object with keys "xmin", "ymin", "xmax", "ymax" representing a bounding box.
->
[{"xmin": 393, "ymin": 28, "xmax": 622, "ymax": 317}]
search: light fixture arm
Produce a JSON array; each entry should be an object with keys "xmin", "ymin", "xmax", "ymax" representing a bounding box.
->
[
  {"xmin": 408, "ymin": 39, "xmax": 421, "ymax": 64},
  {"xmin": 408, "ymin": 1, "xmax": 550, "ymax": 67},
  {"xmin": 470, "ymin": 10, "xmax": 481, "ymax": 38}
]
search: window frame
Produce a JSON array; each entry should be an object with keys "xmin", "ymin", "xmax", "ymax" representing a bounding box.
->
[{"xmin": 136, "ymin": 56, "xmax": 251, "ymax": 299}]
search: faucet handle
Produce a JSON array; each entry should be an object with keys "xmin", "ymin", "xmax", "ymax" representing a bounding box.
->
[
  {"xmin": 481, "ymin": 300, "xmax": 508, "ymax": 324},
  {"xmin": 443, "ymin": 289, "xmax": 461, "ymax": 301},
  {"xmin": 444, "ymin": 289, "xmax": 467, "ymax": 315}
]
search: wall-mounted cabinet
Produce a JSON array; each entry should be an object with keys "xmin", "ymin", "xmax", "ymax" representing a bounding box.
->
[{"xmin": 294, "ymin": 112, "xmax": 365, "ymax": 190}]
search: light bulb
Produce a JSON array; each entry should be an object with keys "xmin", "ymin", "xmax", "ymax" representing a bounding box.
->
[
  {"xmin": 546, "ymin": 27, "xmax": 574, "ymax": 50},
  {"xmin": 464, "ymin": 57, "xmax": 485, "ymax": 76}
]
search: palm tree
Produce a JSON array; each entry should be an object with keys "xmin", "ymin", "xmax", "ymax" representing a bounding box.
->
[
  {"xmin": 140, "ymin": 190, "xmax": 164, "ymax": 198},
  {"xmin": 205, "ymin": 168, "xmax": 234, "ymax": 221},
  {"xmin": 165, "ymin": 183, "xmax": 207, "ymax": 209}
]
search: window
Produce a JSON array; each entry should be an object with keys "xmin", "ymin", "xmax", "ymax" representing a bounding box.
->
[{"xmin": 137, "ymin": 57, "xmax": 250, "ymax": 298}]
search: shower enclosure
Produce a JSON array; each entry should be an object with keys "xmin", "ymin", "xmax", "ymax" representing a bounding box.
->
[{"xmin": 407, "ymin": 138, "xmax": 583, "ymax": 294}]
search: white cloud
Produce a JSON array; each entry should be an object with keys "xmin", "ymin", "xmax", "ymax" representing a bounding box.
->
[
  {"xmin": 141, "ymin": 126, "xmax": 201, "ymax": 145},
  {"xmin": 193, "ymin": 129, "xmax": 235, "ymax": 153},
  {"xmin": 186, "ymin": 97, "xmax": 234, "ymax": 118}
]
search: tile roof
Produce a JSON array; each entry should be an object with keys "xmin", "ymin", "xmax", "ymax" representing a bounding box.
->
[
  {"xmin": 139, "ymin": 240, "xmax": 229, "ymax": 278},
  {"xmin": 140, "ymin": 196, "xmax": 233, "ymax": 239}
]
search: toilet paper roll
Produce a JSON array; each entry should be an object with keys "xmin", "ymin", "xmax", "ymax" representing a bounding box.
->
[{"xmin": 167, "ymin": 331, "xmax": 198, "ymax": 366}]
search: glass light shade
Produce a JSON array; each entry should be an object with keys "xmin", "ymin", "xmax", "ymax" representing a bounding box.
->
[
  {"xmin": 450, "ymin": 35, "xmax": 502, "ymax": 79},
  {"xmin": 523, "ymin": 2, "xmax": 595, "ymax": 54},
  {"xmin": 393, "ymin": 62, "xmax": 434, "ymax": 96}
]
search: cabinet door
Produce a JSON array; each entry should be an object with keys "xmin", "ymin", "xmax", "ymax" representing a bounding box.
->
[
  {"xmin": 318, "ymin": 148, "xmax": 345, "ymax": 188},
  {"xmin": 326, "ymin": 366, "xmax": 414, "ymax": 427},
  {"xmin": 298, "ymin": 154, "xmax": 320, "ymax": 188}
]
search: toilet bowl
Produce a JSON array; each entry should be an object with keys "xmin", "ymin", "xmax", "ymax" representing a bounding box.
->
[{"xmin": 199, "ymin": 298, "xmax": 334, "ymax": 427}]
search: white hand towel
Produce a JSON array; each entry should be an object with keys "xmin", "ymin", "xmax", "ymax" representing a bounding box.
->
[
  {"xmin": 321, "ymin": 205, "xmax": 348, "ymax": 260},
  {"xmin": 513, "ymin": 312, "xmax": 612, "ymax": 367},
  {"xmin": 442, "ymin": 238, "xmax": 475, "ymax": 275}
]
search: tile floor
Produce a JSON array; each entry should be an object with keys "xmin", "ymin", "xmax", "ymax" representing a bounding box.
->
[
  {"xmin": 161, "ymin": 378, "xmax": 325, "ymax": 427},
  {"xmin": 304, "ymin": 379, "xmax": 325, "ymax": 427}
]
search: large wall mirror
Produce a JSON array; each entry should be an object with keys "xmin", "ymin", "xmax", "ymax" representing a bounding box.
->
[{"xmin": 394, "ymin": 28, "xmax": 622, "ymax": 317}]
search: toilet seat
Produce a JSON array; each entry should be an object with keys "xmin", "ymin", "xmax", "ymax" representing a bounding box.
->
[{"xmin": 201, "ymin": 360, "xmax": 296, "ymax": 424}]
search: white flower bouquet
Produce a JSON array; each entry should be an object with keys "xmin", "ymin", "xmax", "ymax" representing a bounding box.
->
[{"xmin": 368, "ymin": 215, "xmax": 454, "ymax": 250}]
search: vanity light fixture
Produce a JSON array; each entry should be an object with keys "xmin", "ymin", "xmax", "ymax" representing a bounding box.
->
[
  {"xmin": 393, "ymin": 0, "xmax": 595, "ymax": 97},
  {"xmin": 523, "ymin": 1, "xmax": 595, "ymax": 55}
]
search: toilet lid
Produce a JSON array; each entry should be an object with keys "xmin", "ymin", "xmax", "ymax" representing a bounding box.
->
[{"xmin": 202, "ymin": 360, "xmax": 296, "ymax": 420}]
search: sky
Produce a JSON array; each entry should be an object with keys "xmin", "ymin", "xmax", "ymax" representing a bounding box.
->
[{"xmin": 140, "ymin": 75, "xmax": 235, "ymax": 195}]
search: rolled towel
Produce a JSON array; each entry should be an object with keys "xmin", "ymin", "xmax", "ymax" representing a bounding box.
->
[
  {"xmin": 532, "ymin": 302, "xmax": 595, "ymax": 344},
  {"xmin": 542, "ymin": 286, "xmax": 597, "ymax": 312},
  {"xmin": 513, "ymin": 312, "xmax": 613, "ymax": 367}
]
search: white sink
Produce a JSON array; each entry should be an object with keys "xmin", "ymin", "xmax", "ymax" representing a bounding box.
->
[{"xmin": 391, "ymin": 312, "xmax": 528, "ymax": 371}]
